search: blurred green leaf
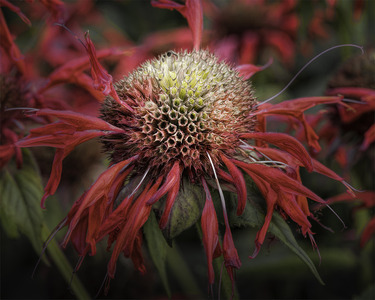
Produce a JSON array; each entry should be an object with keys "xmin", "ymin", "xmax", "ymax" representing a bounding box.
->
[
  {"xmin": 0, "ymin": 149, "xmax": 45, "ymax": 254},
  {"xmin": 0, "ymin": 149, "xmax": 90, "ymax": 299},
  {"xmin": 268, "ymin": 212, "xmax": 325, "ymax": 285},
  {"xmin": 228, "ymin": 192, "xmax": 324, "ymax": 285},
  {"xmin": 144, "ymin": 210, "xmax": 171, "ymax": 297},
  {"xmin": 166, "ymin": 242, "xmax": 203, "ymax": 298},
  {"xmin": 354, "ymin": 283, "xmax": 375, "ymax": 300}
]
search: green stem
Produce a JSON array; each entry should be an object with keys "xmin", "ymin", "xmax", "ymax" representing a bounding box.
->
[
  {"xmin": 42, "ymin": 225, "xmax": 91, "ymax": 300},
  {"xmin": 166, "ymin": 242, "xmax": 203, "ymax": 298}
]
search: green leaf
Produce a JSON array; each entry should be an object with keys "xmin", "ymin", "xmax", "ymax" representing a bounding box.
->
[
  {"xmin": 166, "ymin": 242, "xmax": 203, "ymax": 298},
  {"xmin": 0, "ymin": 149, "xmax": 45, "ymax": 254},
  {"xmin": 162, "ymin": 176, "xmax": 205, "ymax": 240},
  {"xmin": 144, "ymin": 210, "xmax": 171, "ymax": 297},
  {"xmin": 228, "ymin": 193, "xmax": 324, "ymax": 285},
  {"xmin": 268, "ymin": 212, "xmax": 325, "ymax": 285},
  {"xmin": 0, "ymin": 149, "xmax": 90, "ymax": 299}
]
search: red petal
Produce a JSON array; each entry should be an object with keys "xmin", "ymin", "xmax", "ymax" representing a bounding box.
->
[
  {"xmin": 234, "ymin": 160, "xmax": 326, "ymax": 204},
  {"xmin": 236, "ymin": 58, "xmax": 273, "ymax": 80},
  {"xmin": 264, "ymin": 30, "xmax": 295, "ymax": 65},
  {"xmin": 84, "ymin": 32, "xmax": 134, "ymax": 112},
  {"xmin": 220, "ymin": 154, "xmax": 247, "ymax": 216},
  {"xmin": 254, "ymin": 96, "xmax": 344, "ymax": 151},
  {"xmin": 360, "ymin": 218, "xmax": 375, "ymax": 248},
  {"xmin": 152, "ymin": 0, "xmax": 203, "ymax": 50},
  {"xmin": 84, "ymin": 32, "xmax": 113, "ymax": 95},
  {"xmin": 247, "ymin": 173, "xmax": 278, "ymax": 258},
  {"xmin": 223, "ymin": 225, "xmax": 241, "ymax": 293},
  {"xmin": 130, "ymin": 232, "xmax": 146, "ymax": 274},
  {"xmin": 147, "ymin": 161, "xmax": 182, "ymax": 205},
  {"xmin": 0, "ymin": 0, "xmax": 31, "ymax": 25},
  {"xmin": 39, "ymin": 0, "xmax": 66, "ymax": 23},
  {"xmin": 201, "ymin": 178, "xmax": 220, "ymax": 284},
  {"xmin": 311, "ymin": 158, "xmax": 354, "ymax": 195},
  {"xmin": 36, "ymin": 109, "xmax": 124, "ymax": 133},
  {"xmin": 361, "ymin": 124, "xmax": 375, "ymax": 150},
  {"xmin": 0, "ymin": 8, "xmax": 26, "ymax": 73},
  {"xmin": 63, "ymin": 156, "xmax": 138, "ymax": 244},
  {"xmin": 326, "ymin": 87, "xmax": 375, "ymax": 100},
  {"xmin": 277, "ymin": 193, "xmax": 311, "ymax": 236},
  {"xmin": 0, "ymin": 144, "xmax": 15, "ymax": 168},
  {"xmin": 40, "ymin": 48, "xmax": 122, "ymax": 94},
  {"xmin": 107, "ymin": 178, "xmax": 163, "ymax": 278},
  {"xmin": 240, "ymin": 132, "xmax": 313, "ymax": 172},
  {"xmin": 324, "ymin": 191, "xmax": 375, "ymax": 208},
  {"xmin": 159, "ymin": 175, "xmax": 181, "ymax": 229}
]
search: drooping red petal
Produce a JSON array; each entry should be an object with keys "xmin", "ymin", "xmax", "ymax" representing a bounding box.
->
[
  {"xmin": 84, "ymin": 32, "xmax": 113, "ymax": 95},
  {"xmin": 361, "ymin": 124, "xmax": 375, "ymax": 151},
  {"xmin": 39, "ymin": 48, "xmax": 122, "ymax": 95},
  {"xmin": 130, "ymin": 232, "xmax": 147, "ymax": 274},
  {"xmin": 84, "ymin": 32, "xmax": 134, "ymax": 112},
  {"xmin": 39, "ymin": 0, "xmax": 66, "ymax": 23},
  {"xmin": 85, "ymin": 166, "xmax": 134, "ymax": 255},
  {"xmin": 159, "ymin": 175, "xmax": 181, "ymax": 229},
  {"xmin": 151, "ymin": 0, "xmax": 203, "ymax": 51},
  {"xmin": 233, "ymin": 160, "xmax": 326, "ymax": 205},
  {"xmin": 246, "ymin": 172, "xmax": 278, "ymax": 258},
  {"xmin": 18, "ymin": 130, "xmax": 107, "ymax": 208},
  {"xmin": 240, "ymin": 132, "xmax": 313, "ymax": 172},
  {"xmin": 324, "ymin": 191, "xmax": 375, "ymax": 209},
  {"xmin": 251, "ymin": 145, "xmax": 354, "ymax": 196},
  {"xmin": 277, "ymin": 193, "xmax": 312, "ymax": 236},
  {"xmin": 264, "ymin": 29, "xmax": 295, "ymax": 65},
  {"xmin": 254, "ymin": 96, "xmax": 344, "ymax": 151},
  {"xmin": 201, "ymin": 178, "xmax": 221, "ymax": 284},
  {"xmin": 0, "ymin": 144, "xmax": 15, "ymax": 169},
  {"xmin": 360, "ymin": 218, "xmax": 375, "ymax": 248},
  {"xmin": 223, "ymin": 225, "xmax": 241, "ymax": 295},
  {"xmin": 146, "ymin": 161, "xmax": 182, "ymax": 205},
  {"xmin": 0, "ymin": 0, "xmax": 31, "ymax": 25},
  {"xmin": 220, "ymin": 153, "xmax": 247, "ymax": 216},
  {"xmin": 107, "ymin": 178, "xmax": 163, "ymax": 278},
  {"xmin": 326, "ymin": 87, "xmax": 375, "ymax": 101},
  {"xmin": 235, "ymin": 57, "xmax": 273, "ymax": 80},
  {"xmin": 311, "ymin": 158, "xmax": 354, "ymax": 196},
  {"xmin": 0, "ymin": 8, "xmax": 26, "ymax": 73},
  {"xmin": 63, "ymin": 156, "xmax": 138, "ymax": 244}
]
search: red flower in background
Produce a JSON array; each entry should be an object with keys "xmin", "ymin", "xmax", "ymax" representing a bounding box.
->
[
  {"xmin": 0, "ymin": 0, "xmax": 127, "ymax": 169},
  {"xmin": 310, "ymin": 51, "xmax": 375, "ymax": 247},
  {"xmin": 204, "ymin": 0, "xmax": 299, "ymax": 65}
]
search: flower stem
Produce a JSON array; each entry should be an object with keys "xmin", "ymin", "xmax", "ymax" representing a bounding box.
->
[
  {"xmin": 166, "ymin": 242, "xmax": 203, "ymax": 297},
  {"xmin": 41, "ymin": 224, "xmax": 90, "ymax": 300}
]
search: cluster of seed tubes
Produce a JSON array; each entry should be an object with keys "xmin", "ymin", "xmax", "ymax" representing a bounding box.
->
[{"xmin": 102, "ymin": 50, "xmax": 256, "ymax": 174}]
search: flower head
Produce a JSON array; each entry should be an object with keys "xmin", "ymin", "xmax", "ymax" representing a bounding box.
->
[
  {"xmin": 18, "ymin": 46, "xmax": 354, "ymax": 291},
  {"xmin": 15, "ymin": 0, "xmax": 359, "ymax": 295},
  {"xmin": 101, "ymin": 50, "xmax": 256, "ymax": 176}
]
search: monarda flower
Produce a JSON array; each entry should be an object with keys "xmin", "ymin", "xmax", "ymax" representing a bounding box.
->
[
  {"xmin": 17, "ymin": 0, "xmax": 355, "ymax": 294},
  {"xmin": 18, "ymin": 47, "xmax": 353, "ymax": 289}
]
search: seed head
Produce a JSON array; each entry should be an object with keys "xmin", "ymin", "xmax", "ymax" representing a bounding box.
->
[{"xmin": 101, "ymin": 50, "xmax": 257, "ymax": 177}]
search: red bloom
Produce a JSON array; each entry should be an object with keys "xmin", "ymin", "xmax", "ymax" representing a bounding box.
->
[
  {"xmin": 205, "ymin": 0, "xmax": 299, "ymax": 65},
  {"xmin": 14, "ymin": 0, "xmax": 359, "ymax": 295}
]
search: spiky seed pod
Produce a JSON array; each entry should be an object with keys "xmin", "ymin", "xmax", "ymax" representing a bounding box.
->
[{"xmin": 101, "ymin": 50, "xmax": 257, "ymax": 177}]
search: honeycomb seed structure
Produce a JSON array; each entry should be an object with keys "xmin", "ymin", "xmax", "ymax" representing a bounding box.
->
[{"xmin": 101, "ymin": 50, "xmax": 257, "ymax": 175}]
